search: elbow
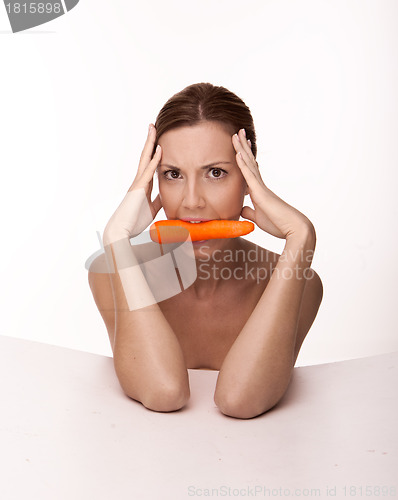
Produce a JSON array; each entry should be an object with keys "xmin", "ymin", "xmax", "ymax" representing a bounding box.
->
[
  {"xmin": 114, "ymin": 354, "xmax": 190, "ymax": 413},
  {"xmin": 214, "ymin": 388, "xmax": 285, "ymax": 420},
  {"xmin": 140, "ymin": 382, "xmax": 190, "ymax": 413},
  {"xmin": 117, "ymin": 371, "xmax": 190, "ymax": 413}
]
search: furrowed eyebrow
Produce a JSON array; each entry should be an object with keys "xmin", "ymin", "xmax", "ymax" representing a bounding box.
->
[{"xmin": 157, "ymin": 161, "xmax": 232, "ymax": 171}]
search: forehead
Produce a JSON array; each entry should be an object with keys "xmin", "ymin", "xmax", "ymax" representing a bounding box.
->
[{"xmin": 158, "ymin": 121, "xmax": 235, "ymax": 157}]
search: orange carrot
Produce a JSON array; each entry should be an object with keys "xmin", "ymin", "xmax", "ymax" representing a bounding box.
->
[{"xmin": 149, "ymin": 219, "xmax": 254, "ymax": 244}]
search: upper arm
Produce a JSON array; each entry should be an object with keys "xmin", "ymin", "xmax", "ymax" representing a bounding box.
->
[
  {"xmin": 88, "ymin": 254, "xmax": 116, "ymax": 353},
  {"xmin": 293, "ymin": 269, "xmax": 323, "ymax": 363}
]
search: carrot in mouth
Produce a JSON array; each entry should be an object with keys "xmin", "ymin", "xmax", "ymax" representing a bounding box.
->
[{"xmin": 149, "ymin": 219, "xmax": 255, "ymax": 244}]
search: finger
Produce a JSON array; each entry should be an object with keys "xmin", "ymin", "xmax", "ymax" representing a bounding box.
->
[
  {"xmin": 232, "ymin": 134, "xmax": 257, "ymax": 176},
  {"xmin": 128, "ymin": 144, "xmax": 162, "ymax": 192},
  {"xmin": 236, "ymin": 152, "xmax": 261, "ymax": 196},
  {"xmin": 141, "ymin": 144, "xmax": 162, "ymax": 185},
  {"xmin": 246, "ymin": 139, "xmax": 257, "ymax": 165},
  {"xmin": 137, "ymin": 124, "xmax": 157, "ymax": 174},
  {"xmin": 241, "ymin": 205, "xmax": 256, "ymax": 222},
  {"xmin": 234, "ymin": 141, "xmax": 259, "ymax": 182},
  {"xmin": 234, "ymin": 129, "xmax": 256, "ymax": 165},
  {"xmin": 238, "ymin": 129, "xmax": 256, "ymax": 162}
]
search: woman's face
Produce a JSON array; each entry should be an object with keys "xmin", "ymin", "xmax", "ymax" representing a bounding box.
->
[{"xmin": 156, "ymin": 121, "xmax": 249, "ymax": 251}]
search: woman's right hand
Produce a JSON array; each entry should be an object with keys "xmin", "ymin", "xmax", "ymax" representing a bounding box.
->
[{"xmin": 103, "ymin": 124, "xmax": 163, "ymax": 245}]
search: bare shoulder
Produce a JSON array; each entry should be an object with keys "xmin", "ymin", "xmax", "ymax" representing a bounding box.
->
[
  {"xmin": 294, "ymin": 268, "xmax": 323, "ymax": 361},
  {"xmin": 243, "ymin": 237, "xmax": 323, "ymax": 297},
  {"xmin": 303, "ymin": 268, "xmax": 323, "ymax": 323},
  {"xmin": 87, "ymin": 240, "xmax": 157, "ymax": 351},
  {"xmin": 87, "ymin": 253, "xmax": 115, "ymax": 351},
  {"xmin": 87, "ymin": 253, "xmax": 113, "ymax": 305}
]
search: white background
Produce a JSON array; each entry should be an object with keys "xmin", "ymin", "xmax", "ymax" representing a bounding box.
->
[{"xmin": 0, "ymin": 0, "xmax": 397, "ymax": 366}]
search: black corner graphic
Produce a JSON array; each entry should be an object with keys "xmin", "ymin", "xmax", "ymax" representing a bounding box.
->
[
  {"xmin": 64, "ymin": 0, "xmax": 79, "ymax": 12},
  {"xmin": 3, "ymin": 0, "xmax": 80, "ymax": 33}
]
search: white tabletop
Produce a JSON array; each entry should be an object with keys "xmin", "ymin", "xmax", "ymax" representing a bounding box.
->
[{"xmin": 1, "ymin": 335, "xmax": 397, "ymax": 500}]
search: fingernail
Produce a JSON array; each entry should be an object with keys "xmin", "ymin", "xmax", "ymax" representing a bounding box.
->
[
  {"xmin": 148, "ymin": 124, "xmax": 153, "ymax": 135},
  {"xmin": 156, "ymin": 144, "xmax": 161, "ymax": 152},
  {"xmin": 248, "ymin": 139, "xmax": 251, "ymax": 146},
  {"xmin": 234, "ymin": 133, "xmax": 240, "ymax": 142},
  {"xmin": 241, "ymin": 128, "xmax": 246, "ymax": 137}
]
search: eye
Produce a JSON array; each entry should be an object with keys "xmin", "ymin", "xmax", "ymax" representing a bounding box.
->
[
  {"xmin": 209, "ymin": 168, "xmax": 227, "ymax": 179},
  {"xmin": 162, "ymin": 167, "xmax": 228, "ymax": 181},
  {"xmin": 163, "ymin": 169, "xmax": 181, "ymax": 180}
]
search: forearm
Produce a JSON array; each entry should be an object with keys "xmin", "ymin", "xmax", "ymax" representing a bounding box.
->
[
  {"xmin": 215, "ymin": 225, "xmax": 316, "ymax": 417},
  {"xmin": 104, "ymin": 236, "xmax": 189, "ymax": 409}
]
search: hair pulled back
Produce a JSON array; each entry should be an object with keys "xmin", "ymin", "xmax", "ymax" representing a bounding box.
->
[{"xmin": 154, "ymin": 82, "xmax": 257, "ymax": 158}]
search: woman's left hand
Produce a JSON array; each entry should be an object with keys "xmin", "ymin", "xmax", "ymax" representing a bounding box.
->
[{"xmin": 232, "ymin": 129, "xmax": 314, "ymax": 241}]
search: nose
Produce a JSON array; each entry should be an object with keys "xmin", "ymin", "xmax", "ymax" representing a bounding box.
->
[{"xmin": 181, "ymin": 178, "xmax": 205, "ymax": 210}]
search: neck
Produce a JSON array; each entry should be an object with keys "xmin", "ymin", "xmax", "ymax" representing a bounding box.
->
[{"xmin": 189, "ymin": 237, "xmax": 251, "ymax": 299}]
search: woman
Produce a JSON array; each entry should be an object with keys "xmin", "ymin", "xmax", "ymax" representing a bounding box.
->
[{"xmin": 88, "ymin": 83, "xmax": 323, "ymax": 419}]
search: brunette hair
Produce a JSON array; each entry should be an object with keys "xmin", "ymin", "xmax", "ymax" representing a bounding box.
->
[{"xmin": 153, "ymin": 82, "xmax": 257, "ymax": 158}]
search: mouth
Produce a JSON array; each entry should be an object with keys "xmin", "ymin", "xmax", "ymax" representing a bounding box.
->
[
  {"xmin": 177, "ymin": 218, "xmax": 211, "ymax": 245},
  {"xmin": 179, "ymin": 218, "xmax": 214, "ymax": 223}
]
